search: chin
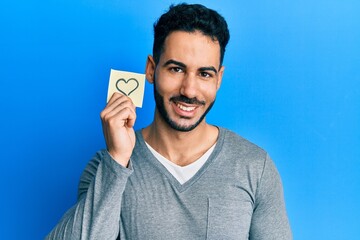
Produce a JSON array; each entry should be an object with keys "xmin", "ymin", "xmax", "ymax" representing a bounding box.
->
[{"xmin": 165, "ymin": 117, "xmax": 201, "ymax": 132}]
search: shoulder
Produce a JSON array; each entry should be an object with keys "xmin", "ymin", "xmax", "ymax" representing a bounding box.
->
[
  {"xmin": 215, "ymin": 127, "xmax": 274, "ymax": 179},
  {"xmin": 219, "ymin": 127, "xmax": 267, "ymax": 160},
  {"xmin": 80, "ymin": 150, "xmax": 105, "ymax": 176},
  {"xmin": 82, "ymin": 150, "xmax": 109, "ymax": 175},
  {"xmin": 77, "ymin": 150, "xmax": 108, "ymax": 198}
]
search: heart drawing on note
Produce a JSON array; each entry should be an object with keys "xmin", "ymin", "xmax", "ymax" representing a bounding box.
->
[{"xmin": 116, "ymin": 78, "xmax": 139, "ymax": 96}]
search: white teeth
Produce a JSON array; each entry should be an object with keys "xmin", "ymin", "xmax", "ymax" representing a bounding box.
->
[{"xmin": 177, "ymin": 103, "xmax": 195, "ymax": 112}]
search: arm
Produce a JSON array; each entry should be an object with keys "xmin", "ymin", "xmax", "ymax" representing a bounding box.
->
[
  {"xmin": 46, "ymin": 93, "xmax": 137, "ymax": 239},
  {"xmin": 46, "ymin": 151, "xmax": 133, "ymax": 239},
  {"xmin": 249, "ymin": 155, "xmax": 292, "ymax": 240}
]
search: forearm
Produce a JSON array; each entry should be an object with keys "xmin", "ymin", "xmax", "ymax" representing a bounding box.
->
[{"xmin": 46, "ymin": 151, "xmax": 132, "ymax": 240}]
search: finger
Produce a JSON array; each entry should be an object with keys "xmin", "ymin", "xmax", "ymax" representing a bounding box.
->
[
  {"xmin": 108, "ymin": 92, "xmax": 136, "ymax": 107},
  {"xmin": 125, "ymin": 109, "xmax": 137, "ymax": 128},
  {"xmin": 102, "ymin": 100, "xmax": 136, "ymax": 121},
  {"xmin": 107, "ymin": 107, "xmax": 136, "ymax": 128},
  {"xmin": 101, "ymin": 94, "xmax": 135, "ymax": 119},
  {"xmin": 101, "ymin": 95, "xmax": 124, "ymax": 119},
  {"xmin": 107, "ymin": 92, "xmax": 125, "ymax": 104},
  {"xmin": 104, "ymin": 93, "xmax": 127, "ymax": 112}
]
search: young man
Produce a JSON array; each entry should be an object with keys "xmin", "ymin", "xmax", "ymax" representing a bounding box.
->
[{"xmin": 47, "ymin": 3, "xmax": 292, "ymax": 239}]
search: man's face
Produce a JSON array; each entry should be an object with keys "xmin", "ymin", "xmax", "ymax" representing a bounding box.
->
[{"xmin": 147, "ymin": 30, "xmax": 224, "ymax": 132}]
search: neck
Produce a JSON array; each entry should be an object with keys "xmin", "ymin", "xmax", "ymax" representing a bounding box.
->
[{"xmin": 142, "ymin": 111, "xmax": 218, "ymax": 166}]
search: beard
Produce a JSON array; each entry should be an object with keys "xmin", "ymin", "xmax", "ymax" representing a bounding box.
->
[{"xmin": 153, "ymin": 79, "xmax": 215, "ymax": 132}]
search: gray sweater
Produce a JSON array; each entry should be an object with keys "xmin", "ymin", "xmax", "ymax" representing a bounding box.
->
[{"xmin": 47, "ymin": 127, "xmax": 292, "ymax": 239}]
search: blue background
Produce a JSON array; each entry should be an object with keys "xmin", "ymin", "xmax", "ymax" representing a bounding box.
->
[{"xmin": 1, "ymin": 0, "xmax": 359, "ymax": 239}]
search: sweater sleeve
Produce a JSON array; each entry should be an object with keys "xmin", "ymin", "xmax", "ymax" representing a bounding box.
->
[
  {"xmin": 46, "ymin": 150, "xmax": 133, "ymax": 240},
  {"xmin": 249, "ymin": 154, "xmax": 292, "ymax": 240}
]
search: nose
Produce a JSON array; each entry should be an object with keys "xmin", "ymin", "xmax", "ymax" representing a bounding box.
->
[{"xmin": 180, "ymin": 73, "xmax": 197, "ymax": 98}]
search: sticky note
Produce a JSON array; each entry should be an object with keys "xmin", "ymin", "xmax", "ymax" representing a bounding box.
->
[{"xmin": 107, "ymin": 69, "xmax": 145, "ymax": 107}]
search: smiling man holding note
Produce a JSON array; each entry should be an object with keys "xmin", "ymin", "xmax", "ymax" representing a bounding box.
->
[{"xmin": 47, "ymin": 3, "xmax": 291, "ymax": 239}]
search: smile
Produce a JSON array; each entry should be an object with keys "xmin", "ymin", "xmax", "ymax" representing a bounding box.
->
[{"xmin": 176, "ymin": 103, "xmax": 196, "ymax": 112}]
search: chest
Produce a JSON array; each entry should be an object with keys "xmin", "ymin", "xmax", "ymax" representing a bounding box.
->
[{"xmin": 119, "ymin": 163, "xmax": 255, "ymax": 239}]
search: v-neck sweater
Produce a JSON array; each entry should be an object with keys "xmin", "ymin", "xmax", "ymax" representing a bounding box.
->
[
  {"xmin": 46, "ymin": 127, "xmax": 292, "ymax": 240},
  {"xmin": 145, "ymin": 141, "xmax": 216, "ymax": 185}
]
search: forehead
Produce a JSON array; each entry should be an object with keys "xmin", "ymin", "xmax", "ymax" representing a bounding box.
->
[{"xmin": 160, "ymin": 30, "xmax": 221, "ymax": 68}]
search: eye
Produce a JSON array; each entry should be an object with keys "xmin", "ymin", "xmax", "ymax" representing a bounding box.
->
[
  {"xmin": 170, "ymin": 67, "xmax": 184, "ymax": 73},
  {"xmin": 200, "ymin": 71, "xmax": 213, "ymax": 78}
]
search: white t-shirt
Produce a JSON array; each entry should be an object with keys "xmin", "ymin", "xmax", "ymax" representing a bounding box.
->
[{"xmin": 145, "ymin": 142, "xmax": 216, "ymax": 184}]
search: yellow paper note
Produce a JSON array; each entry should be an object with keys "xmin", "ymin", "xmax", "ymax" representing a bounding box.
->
[{"xmin": 107, "ymin": 69, "xmax": 145, "ymax": 107}]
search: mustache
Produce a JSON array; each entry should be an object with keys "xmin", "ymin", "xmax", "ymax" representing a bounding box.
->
[{"xmin": 170, "ymin": 95, "xmax": 206, "ymax": 105}]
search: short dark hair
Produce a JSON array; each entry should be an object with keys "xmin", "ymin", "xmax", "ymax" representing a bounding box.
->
[{"xmin": 153, "ymin": 3, "xmax": 230, "ymax": 66}]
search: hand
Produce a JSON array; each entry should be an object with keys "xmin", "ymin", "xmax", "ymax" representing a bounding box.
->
[{"xmin": 100, "ymin": 93, "xmax": 136, "ymax": 167}]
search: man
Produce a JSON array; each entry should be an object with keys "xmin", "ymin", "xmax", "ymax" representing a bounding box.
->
[{"xmin": 47, "ymin": 3, "xmax": 292, "ymax": 239}]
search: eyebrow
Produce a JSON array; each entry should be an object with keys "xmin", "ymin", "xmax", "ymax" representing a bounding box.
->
[
  {"xmin": 199, "ymin": 66, "xmax": 218, "ymax": 74},
  {"xmin": 163, "ymin": 59, "xmax": 186, "ymax": 68},
  {"xmin": 163, "ymin": 59, "xmax": 218, "ymax": 74}
]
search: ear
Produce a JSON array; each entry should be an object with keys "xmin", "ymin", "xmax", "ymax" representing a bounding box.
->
[
  {"xmin": 216, "ymin": 65, "xmax": 225, "ymax": 90},
  {"xmin": 145, "ymin": 55, "xmax": 156, "ymax": 84}
]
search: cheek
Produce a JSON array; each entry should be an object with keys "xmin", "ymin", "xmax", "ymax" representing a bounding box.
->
[
  {"xmin": 156, "ymin": 76, "xmax": 182, "ymax": 95},
  {"xmin": 200, "ymin": 83, "xmax": 218, "ymax": 100}
]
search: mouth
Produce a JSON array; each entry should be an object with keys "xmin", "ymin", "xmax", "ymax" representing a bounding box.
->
[
  {"xmin": 169, "ymin": 95, "xmax": 205, "ymax": 118},
  {"xmin": 172, "ymin": 101, "xmax": 199, "ymax": 118},
  {"xmin": 176, "ymin": 102, "xmax": 196, "ymax": 112}
]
